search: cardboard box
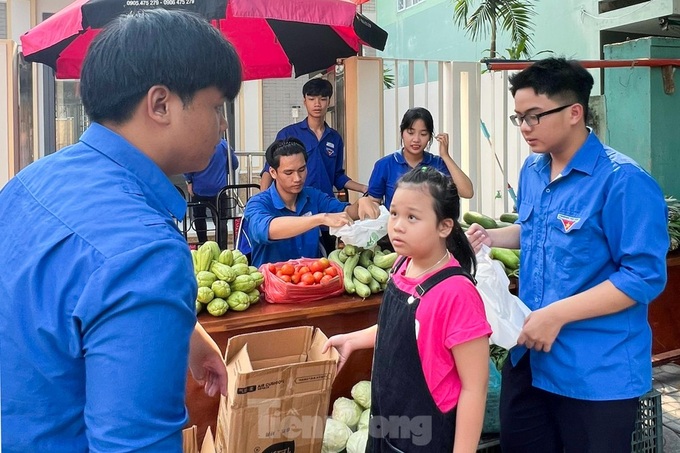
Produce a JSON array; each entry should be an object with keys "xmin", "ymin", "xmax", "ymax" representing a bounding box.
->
[
  {"xmin": 215, "ymin": 326, "xmax": 338, "ymax": 453},
  {"xmin": 183, "ymin": 425, "xmax": 216, "ymax": 453}
]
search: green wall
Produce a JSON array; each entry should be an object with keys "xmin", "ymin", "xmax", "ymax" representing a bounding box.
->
[{"xmin": 604, "ymin": 37, "xmax": 680, "ymax": 197}]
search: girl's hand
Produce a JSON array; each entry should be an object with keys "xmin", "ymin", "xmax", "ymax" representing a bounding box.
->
[
  {"xmin": 435, "ymin": 133, "xmax": 450, "ymax": 159},
  {"xmin": 322, "ymin": 334, "xmax": 354, "ymax": 374}
]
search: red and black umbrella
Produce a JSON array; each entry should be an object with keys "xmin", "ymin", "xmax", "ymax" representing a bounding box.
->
[{"xmin": 20, "ymin": 0, "xmax": 388, "ymax": 80}]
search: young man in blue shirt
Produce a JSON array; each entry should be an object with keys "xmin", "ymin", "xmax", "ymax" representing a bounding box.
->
[
  {"xmin": 184, "ymin": 138, "xmax": 239, "ymax": 243},
  {"xmin": 244, "ymin": 138, "xmax": 379, "ymax": 268},
  {"xmin": 0, "ymin": 10, "xmax": 241, "ymax": 452},
  {"xmin": 260, "ymin": 78, "xmax": 368, "ymax": 253},
  {"xmin": 468, "ymin": 58, "xmax": 668, "ymax": 453}
]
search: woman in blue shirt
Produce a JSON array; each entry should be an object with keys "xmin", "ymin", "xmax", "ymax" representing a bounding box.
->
[{"xmin": 366, "ymin": 107, "xmax": 474, "ymax": 209}]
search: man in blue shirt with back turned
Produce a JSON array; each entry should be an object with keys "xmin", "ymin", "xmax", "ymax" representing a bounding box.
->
[
  {"xmin": 0, "ymin": 10, "xmax": 242, "ymax": 452},
  {"xmin": 259, "ymin": 78, "xmax": 368, "ymax": 253},
  {"xmin": 467, "ymin": 58, "xmax": 668, "ymax": 453}
]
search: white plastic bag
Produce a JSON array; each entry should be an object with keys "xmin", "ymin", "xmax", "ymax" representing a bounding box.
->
[
  {"xmin": 330, "ymin": 205, "xmax": 389, "ymax": 248},
  {"xmin": 475, "ymin": 245, "xmax": 531, "ymax": 349}
]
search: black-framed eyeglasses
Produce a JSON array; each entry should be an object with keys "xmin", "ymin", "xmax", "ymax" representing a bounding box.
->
[{"xmin": 509, "ymin": 104, "xmax": 573, "ymax": 127}]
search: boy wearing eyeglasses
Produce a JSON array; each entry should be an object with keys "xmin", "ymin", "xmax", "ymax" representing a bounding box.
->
[{"xmin": 467, "ymin": 58, "xmax": 668, "ymax": 453}]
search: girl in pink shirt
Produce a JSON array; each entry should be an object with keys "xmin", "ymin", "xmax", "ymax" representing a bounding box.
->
[{"xmin": 324, "ymin": 167, "xmax": 491, "ymax": 452}]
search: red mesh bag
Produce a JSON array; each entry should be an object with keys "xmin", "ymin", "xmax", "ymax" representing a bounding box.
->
[{"xmin": 258, "ymin": 258, "xmax": 345, "ymax": 304}]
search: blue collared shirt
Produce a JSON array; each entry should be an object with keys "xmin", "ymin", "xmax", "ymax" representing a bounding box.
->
[
  {"xmin": 262, "ymin": 119, "xmax": 350, "ymax": 198},
  {"xmin": 514, "ymin": 131, "xmax": 668, "ymax": 400},
  {"xmin": 0, "ymin": 123, "xmax": 197, "ymax": 452},
  {"xmin": 367, "ymin": 149, "xmax": 450, "ymax": 208},
  {"xmin": 243, "ymin": 184, "xmax": 348, "ymax": 267},
  {"xmin": 183, "ymin": 139, "xmax": 239, "ymax": 196}
]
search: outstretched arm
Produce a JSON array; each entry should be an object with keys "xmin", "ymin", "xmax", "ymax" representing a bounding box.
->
[
  {"xmin": 189, "ymin": 322, "xmax": 227, "ymax": 397},
  {"xmin": 322, "ymin": 325, "xmax": 378, "ymax": 373}
]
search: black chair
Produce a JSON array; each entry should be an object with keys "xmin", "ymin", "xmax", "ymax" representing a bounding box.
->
[{"xmin": 215, "ymin": 184, "xmax": 261, "ymax": 250}]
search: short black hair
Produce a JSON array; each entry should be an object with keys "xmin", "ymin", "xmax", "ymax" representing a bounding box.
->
[
  {"xmin": 302, "ymin": 78, "xmax": 333, "ymax": 98},
  {"xmin": 81, "ymin": 9, "xmax": 242, "ymax": 124},
  {"xmin": 265, "ymin": 138, "xmax": 308, "ymax": 170},
  {"xmin": 508, "ymin": 57, "xmax": 594, "ymax": 123}
]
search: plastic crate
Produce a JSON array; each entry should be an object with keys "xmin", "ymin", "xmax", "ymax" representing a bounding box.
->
[{"xmin": 631, "ymin": 390, "xmax": 663, "ymax": 453}]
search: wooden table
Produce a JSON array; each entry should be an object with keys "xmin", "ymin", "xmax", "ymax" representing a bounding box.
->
[{"xmin": 188, "ymin": 293, "xmax": 382, "ymax": 444}]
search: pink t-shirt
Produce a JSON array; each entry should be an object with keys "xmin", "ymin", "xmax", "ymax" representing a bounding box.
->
[{"xmin": 391, "ymin": 255, "xmax": 492, "ymax": 412}]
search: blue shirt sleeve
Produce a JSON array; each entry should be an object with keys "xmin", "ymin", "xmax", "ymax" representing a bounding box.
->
[
  {"xmin": 367, "ymin": 158, "xmax": 387, "ymax": 200},
  {"xmin": 243, "ymin": 194, "xmax": 275, "ymax": 246},
  {"xmin": 603, "ymin": 168, "xmax": 668, "ymax": 304},
  {"xmin": 74, "ymin": 240, "xmax": 196, "ymax": 452}
]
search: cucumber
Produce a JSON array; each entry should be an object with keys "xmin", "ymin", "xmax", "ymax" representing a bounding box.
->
[
  {"xmin": 367, "ymin": 277, "xmax": 381, "ymax": 294},
  {"xmin": 359, "ymin": 249, "xmax": 374, "ymax": 268},
  {"xmin": 499, "ymin": 212, "xmax": 519, "ymax": 223},
  {"xmin": 343, "ymin": 254, "xmax": 360, "ymax": 294},
  {"xmin": 496, "ymin": 221, "xmax": 515, "ymax": 228},
  {"xmin": 327, "ymin": 249, "xmax": 343, "ymax": 267},
  {"xmin": 463, "ymin": 211, "xmax": 498, "ymax": 230},
  {"xmin": 491, "ymin": 247, "xmax": 520, "ymax": 270},
  {"xmin": 373, "ymin": 252, "xmax": 398, "ymax": 269},
  {"xmin": 353, "ymin": 277, "xmax": 372, "ymax": 298},
  {"xmin": 367, "ymin": 264, "xmax": 389, "ymax": 284},
  {"xmin": 343, "ymin": 244, "xmax": 359, "ymax": 256},
  {"xmin": 353, "ymin": 266, "xmax": 373, "ymax": 285},
  {"xmin": 338, "ymin": 249, "xmax": 349, "ymax": 263}
]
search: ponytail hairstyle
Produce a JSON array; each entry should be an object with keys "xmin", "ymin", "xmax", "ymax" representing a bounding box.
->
[{"xmin": 397, "ymin": 166, "xmax": 476, "ymax": 275}]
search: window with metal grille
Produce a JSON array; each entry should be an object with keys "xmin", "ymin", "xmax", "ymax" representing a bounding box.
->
[{"xmin": 398, "ymin": 0, "xmax": 424, "ymax": 12}]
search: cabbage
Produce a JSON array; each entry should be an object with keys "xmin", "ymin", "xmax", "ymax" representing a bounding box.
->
[
  {"xmin": 346, "ymin": 429, "xmax": 369, "ymax": 453},
  {"xmin": 357, "ymin": 408, "xmax": 370, "ymax": 431},
  {"xmin": 331, "ymin": 397, "xmax": 363, "ymax": 430},
  {"xmin": 321, "ymin": 418, "xmax": 352, "ymax": 453},
  {"xmin": 351, "ymin": 380, "xmax": 371, "ymax": 409}
]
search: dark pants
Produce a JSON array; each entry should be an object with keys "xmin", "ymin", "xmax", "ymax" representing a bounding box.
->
[
  {"xmin": 320, "ymin": 229, "xmax": 337, "ymax": 256},
  {"xmin": 500, "ymin": 353, "xmax": 639, "ymax": 453},
  {"xmin": 189, "ymin": 194, "xmax": 218, "ymax": 244}
]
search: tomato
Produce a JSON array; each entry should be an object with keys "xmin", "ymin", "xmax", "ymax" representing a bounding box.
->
[
  {"xmin": 276, "ymin": 270, "xmax": 284, "ymax": 278},
  {"xmin": 309, "ymin": 261, "xmax": 322, "ymax": 273},
  {"xmin": 280, "ymin": 274, "xmax": 292, "ymax": 283},
  {"xmin": 320, "ymin": 274, "xmax": 333, "ymax": 284},
  {"xmin": 323, "ymin": 266, "xmax": 338, "ymax": 277},
  {"xmin": 301, "ymin": 272, "xmax": 316, "ymax": 285},
  {"xmin": 298, "ymin": 266, "xmax": 310, "ymax": 275},
  {"xmin": 280, "ymin": 263, "xmax": 295, "ymax": 276},
  {"xmin": 291, "ymin": 273, "xmax": 301, "ymax": 284},
  {"xmin": 313, "ymin": 271, "xmax": 324, "ymax": 283},
  {"xmin": 318, "ymin": 258, "xmax": 330, "ymax": 270},
  {"xmin": 267, "ymin": 263, "xmax": 277, "ymax": 274}
]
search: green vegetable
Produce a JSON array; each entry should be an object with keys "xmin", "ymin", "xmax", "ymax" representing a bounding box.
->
[
  {"xmin": 352, "ymin": 266, "xmax": 372, "ymax": 285},
  {"xmin": 345, "ymin": 429, "xmax": 369, "ymax": 453},
  {"xmin": 491, "ymin": 247, "xmax": 520, "ymax": 270},
  {"xmin": 322, "ymin": 418, "xmax": 352, "ymax": 453},
  {"xmin": 351, "ymin": 380, "xmax": 371, "ymax": 409},
  {"xmin": 250, "ymin": 271, "xmax": 264, "ymax": 287},
  {"xmin": 211, "ymin": 280, "xmax": 231, "ymax": 299},
  {"xmin": 231, "ymin": 263, "xmax": 250, "ymax": 276},
  {"xmin": 196, "ymin": 271, "xmax": 217, "ymax": 288},
  {"xmin": 343, "ymin": 254, "xmax": 360, "ymax": 294},
  {"xmin": 218, "ymin": 249, "xmax": 233, "ymax": 266},
  {"xmin": 372, "ymin": 252, "xmax": 397, "ymax": 269},
  {"xmin": 206, "ymin": 298, "xmax": 228, "ymax": 316},
  {"xmin": 367, "ymin": 264, "xmax": 388, "ymax": 284},
  {"xmin": 338, "ymin": 249, "xmax": 349, "ymax": 263},
  {"xmin": 195, "ymin": 300, "xmax": 203, "ymax": 314},
  {"xmin": 231, "ymin": 274, "xmax": 256, "ymax": 293},
  {"xmin": 359, "ymin": 248, "xmax": 373, "ymax": 268},
  {"xmin": 247, "ymin": 288, "xmax": 261, "ymax": 304},
  {"xmin": 328, "ymin": 249, "xmax": 343, "ymax": 266},
  {"xmin": 496, "ymin": 221, "xmax": 515, "ymax": 228},
  {"xmin": 226, "ymin": 291, "xmax": 250, "ymax": 311},
  {"xmin": 367, "ymin": 277, "xmax": 381, "ymax": 294},
  {"xmin": 191, "ymin": 250, "xmax": 199, "ymax": 273},
  {"xmin": 210, "ymin": 261, "xmax": 236, "ymax": 282},
  {"xmin": 352, "ymin": 278, "xmax": 372, "ymax": 298},
  {"xmin": 331, "ymin": 397, "xmax": 362, "ymax": 431},
  {"xmin": 248, "ymin": 265, "xmax": 258, "ymax": 274},
  {"xmin": 463, "ymin": 211, "xmax": 498, "ymax": 229},
  {"xmin": 195, "ymin": 247, "xmax": 213, "ymax": 273},
  {"xmin": 196, "ymin": 286, "xmax": 214, "ymax": 304},
  {"xmin": 232, "ymin": 250, "xmax": 248, "ymax": 265},
  {"xmin": 499, "ymin": 212, "xmax": 519, "ymax": 223},
  {"xmin": 343, "ymin": 244, "xmax": 358, "ymax": 256},
  {"xmin": 199, "ymin": 241, "xmax": 221, "ymax": 261},
  {"xmin": 357, "ymin": 409, "xmax": 370, "ymax": 431}
]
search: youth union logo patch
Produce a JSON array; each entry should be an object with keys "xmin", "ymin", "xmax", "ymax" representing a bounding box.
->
[{"xmin": 557, "ymin": 213, "xmax": 580, "ymax": 232}]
